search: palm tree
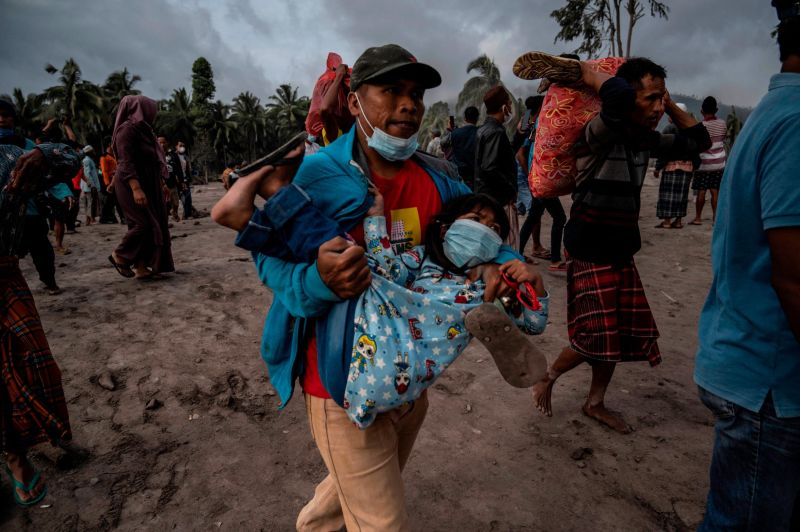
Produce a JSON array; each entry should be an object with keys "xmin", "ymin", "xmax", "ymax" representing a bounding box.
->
[
  {"xmin": 266, "ymin": 84, "xmax": 310, "ymax": 141},
  {"xmin": 231, "ymin": 91, "xmax": 264, "ymax": 162},
  {"xmin": 726, "ymin": 106, "xmax": 742, "ymax": 152},
  {"xmin": 42, "ymin": 58, "xmax": 104, "ymax": 137},
  {"xmin": 155, "ymin": 88, "xmax": 196, "ymax": 146},
  {"xmin": 8, "ymin": 88, "xmax": 43, "ymax": 139},
  {"xmin": 103, "ymin": 68, "xmax": 141, "ymax": 115},
  {"xmin": 456, "ymin": 55, "xmax": 501, "ymax": 118},
  {"xmin": 209, "ymin": 100, "xmax": 237, "ymax": 167},
  {"xmin": 418, "ymin": 101, "xmax": 451, "ymax": 150}
]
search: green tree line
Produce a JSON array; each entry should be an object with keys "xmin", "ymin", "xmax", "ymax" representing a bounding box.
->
[{"xmin": 2, "ymin": 57, "xmax": 310, "ymax": 176}]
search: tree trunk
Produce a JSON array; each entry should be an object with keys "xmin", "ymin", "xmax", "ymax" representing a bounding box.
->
[
  {"xmin": 625, "ymin": 0, "xmax": 638, "ymax": 57},
  {"xmin": 609, "ymin": 25, "xmax": 617, "ymax": 56},
  {"xmin": 613, "ymin": 0, "xmax": 624, "ymax": 59}
]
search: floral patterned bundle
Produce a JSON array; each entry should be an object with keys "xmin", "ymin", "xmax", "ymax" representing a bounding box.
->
[{"xmin": 530, "ymin": 57, "xmax": 626, "ymax": 198}]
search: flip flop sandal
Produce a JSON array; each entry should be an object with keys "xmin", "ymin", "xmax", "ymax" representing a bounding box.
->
[
  {"xmin": 4, "ymin": 465, "xmax": 47, "ymax": 508},
  {"xmin": 108, "ymin": 255, "xmax": 134, "ymax": 278},
  {"xmin": 547, "ymin": 263, "xmax": 568, "ymax": 273},
  {"xmin": 465, "ymin": 303, "xmax": 547, "ymax": 388},
  {"xmin": 513, "ymin": 51, "xmax": 582, "ymax": 83},
  {"xmin": 532, "ymin": 249, "xmax": 551, "ymax": 260},
  {"xmin": 135, "ymin": 273, "xmax": 165, "ymax": 281}
]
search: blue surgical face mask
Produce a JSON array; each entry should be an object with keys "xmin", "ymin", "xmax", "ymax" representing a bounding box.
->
[
  {"xmin": 443, "ymin": 218, "xmax": 502, "ymax": 269},
  {"xmin": 355, "ymin": 93, "xmax": 419, "ymax": 161}
]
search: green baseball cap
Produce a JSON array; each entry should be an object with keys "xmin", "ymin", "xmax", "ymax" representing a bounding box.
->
[{"xmin": 350, "ymin": 44, "xmax": 441, "ymax": 91}]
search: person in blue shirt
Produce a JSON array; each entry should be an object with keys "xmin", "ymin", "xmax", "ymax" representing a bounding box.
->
[{"xmin": 694, "ymin": 3, "xmax": 800, "ymax": 530}]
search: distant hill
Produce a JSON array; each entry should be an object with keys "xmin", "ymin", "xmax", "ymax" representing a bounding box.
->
[{"xmin": 669, "ymin": 93, "xmax": 752, "ymax": 123}]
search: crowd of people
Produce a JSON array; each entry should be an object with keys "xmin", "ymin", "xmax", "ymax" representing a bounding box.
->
[{"xmin": 0, "ymin": 2, "xmax": 797, "ymax": 530}]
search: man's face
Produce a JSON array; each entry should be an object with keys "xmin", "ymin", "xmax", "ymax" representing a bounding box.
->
[
  {"xmin": 176, "ymin": 141, "xmax": 185, "ymax": 152},
  {"xmin": 631, "ymin": 74, "xmax": 666, "ymax": 130},
  {"xmin": 0, "ymin": 110, "xmax": 14, "ymax": 129},
  {"xmin": 348, "ymin": 78, "xmax": 426, "ymax": 139},
  {"xmin": 157, "ymin": 137, "xmax": 168, "ymax": 151}
]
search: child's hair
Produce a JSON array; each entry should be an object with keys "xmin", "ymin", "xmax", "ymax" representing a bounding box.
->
[{"xmin": 423, "ymin": 193, "xmax": 509, "ymax": 272}]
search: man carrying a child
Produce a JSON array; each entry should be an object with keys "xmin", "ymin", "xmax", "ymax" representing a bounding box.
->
[{"xmin": 212, "ymin": 44, "xmax": 544, "ymax": 531}]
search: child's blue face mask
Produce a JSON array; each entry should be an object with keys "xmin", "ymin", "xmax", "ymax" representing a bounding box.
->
[{"xmin": 443, "ymin": 218, "xmax": 502, "ymax": 269}]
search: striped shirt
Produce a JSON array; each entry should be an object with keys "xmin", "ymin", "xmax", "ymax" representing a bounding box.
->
[{"xmin": 698, "ymin": 118, "xmax": 727, "ymax": 171}]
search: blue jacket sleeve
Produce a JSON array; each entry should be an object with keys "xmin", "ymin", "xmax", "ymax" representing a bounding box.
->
[{"xmin": 252, "ymin": 252, "xmax": 342, "ymax": 318}]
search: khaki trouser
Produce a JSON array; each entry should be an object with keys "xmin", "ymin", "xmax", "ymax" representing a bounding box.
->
[{"xmin": 296, "ymin": 392, "xmax": 429, "ymax": 532}]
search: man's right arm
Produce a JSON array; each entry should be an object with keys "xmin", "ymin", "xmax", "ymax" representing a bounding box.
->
[
  {"xmin": 584, "ymin": 77, "xmax": 636, "ymax": 153},
  {"xmin": 212, "ymin": 157, "xmax": 371, "ymax": 318},
  {"xmin": 762, "ymin": 115, "xmax": 800, "ymax": 342},
  {"xmin": 253, "ymin": 237, "xmax": 370, "ymax": 318},
  {"xmin": 767, "ymin": 228, "xmax": 800, "ymax": 342}
]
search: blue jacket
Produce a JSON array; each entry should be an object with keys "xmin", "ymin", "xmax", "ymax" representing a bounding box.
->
[{"xmin": 249, "ymin": 126, "xmax": 519, "ymax": 408}]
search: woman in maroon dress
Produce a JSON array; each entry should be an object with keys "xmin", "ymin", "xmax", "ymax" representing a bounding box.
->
[{"xmin": 108, "ymin": 95, "xmax": 174, "ymax": 279}]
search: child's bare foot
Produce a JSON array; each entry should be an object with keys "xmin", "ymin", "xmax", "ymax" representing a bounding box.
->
[
  {"xmin": 256, "ymin": 145, "xmax": 304, "ymax": 199},
  {"xmin": 532, "ymin": 375, "xmax": 556, "ymax": 416},
  {"xmin": 582, "ymin": 402, "xmax": 632, "ymax": 434}
]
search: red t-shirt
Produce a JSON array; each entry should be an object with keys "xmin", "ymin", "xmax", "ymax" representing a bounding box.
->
[{"xmin": 302, "ymin": 159, "xmax": 443, "ymax": 398}]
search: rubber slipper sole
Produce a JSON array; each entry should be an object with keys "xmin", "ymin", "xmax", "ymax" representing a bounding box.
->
[
  {"xmin": 108, "ymin": 255, "xmax": 134, "ymax": 278},
  {"xmin": 465, "ymin": 303, "xmax": 547, "ymax": 388},
  {"xmin": 513, "ymin": 51, "xmax": 582, "ymax": 82}
]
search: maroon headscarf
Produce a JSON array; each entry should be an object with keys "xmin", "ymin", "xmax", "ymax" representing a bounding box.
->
[{"xmin": 112, "ymin": 95, "xmax": 168, "ymax": 179}]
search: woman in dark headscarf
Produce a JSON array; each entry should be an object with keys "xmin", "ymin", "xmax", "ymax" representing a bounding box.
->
[{"xmin": 109, "ymin": 95, "xmax": 174, "ymax": 278}]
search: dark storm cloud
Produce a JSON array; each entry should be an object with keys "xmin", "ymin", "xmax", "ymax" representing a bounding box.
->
[
  {"xmin": 226, "ymin": 0, "xmax": 272, "ymax": 36},
  {"xmin": 0, "ymin": 0, "xmax": 783, "ymax": 110},
  {"xmin": 0, "ymin": 0, "xmax": 273, "ymax": 103}
]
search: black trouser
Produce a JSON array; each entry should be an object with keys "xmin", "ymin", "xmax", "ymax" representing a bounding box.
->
[
  {"xmin": 519, "ymin": 197, "xmax": 567, "ymax": 262},
  {"xmin": 99, "ymin": 188, "xmax": 123, "ymax": 223},
  {"xmin": 19, "ymin": 215, "xmax": 57, "ymax": 288},
  {"xmin": 181, "ymin": 185, "xmax": 193, "ymax": 219},
  {"xmin": 66, "ymin": 187, "xmax": 81, "ymax": 230}
]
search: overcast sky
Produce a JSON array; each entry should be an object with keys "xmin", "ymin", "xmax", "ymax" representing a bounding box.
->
[{"xmin": 0, "ymin": 0, "xmax": 781, "ymax": 111}]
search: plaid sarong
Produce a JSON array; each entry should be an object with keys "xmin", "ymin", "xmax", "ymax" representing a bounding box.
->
[
  {"xmin": 567, "ymin": 258, "xmax": 661, "ymax": 366},
  {"xmin": 1, "ymin": 257, "xmax": 71, "ymax": 452},
  {"xmin": 656, "ymin": 170, "xmax": 693, "ymax": 219}
]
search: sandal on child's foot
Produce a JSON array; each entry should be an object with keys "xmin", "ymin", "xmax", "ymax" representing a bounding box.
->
[{"xmin": 465, "ymin": 303, "xmax": 547, "ymax": 387}]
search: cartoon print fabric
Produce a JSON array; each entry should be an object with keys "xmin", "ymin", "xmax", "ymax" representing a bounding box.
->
[{"xmin": 344, "ymin": 216, "xmax": 549, "ymax": 428}]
